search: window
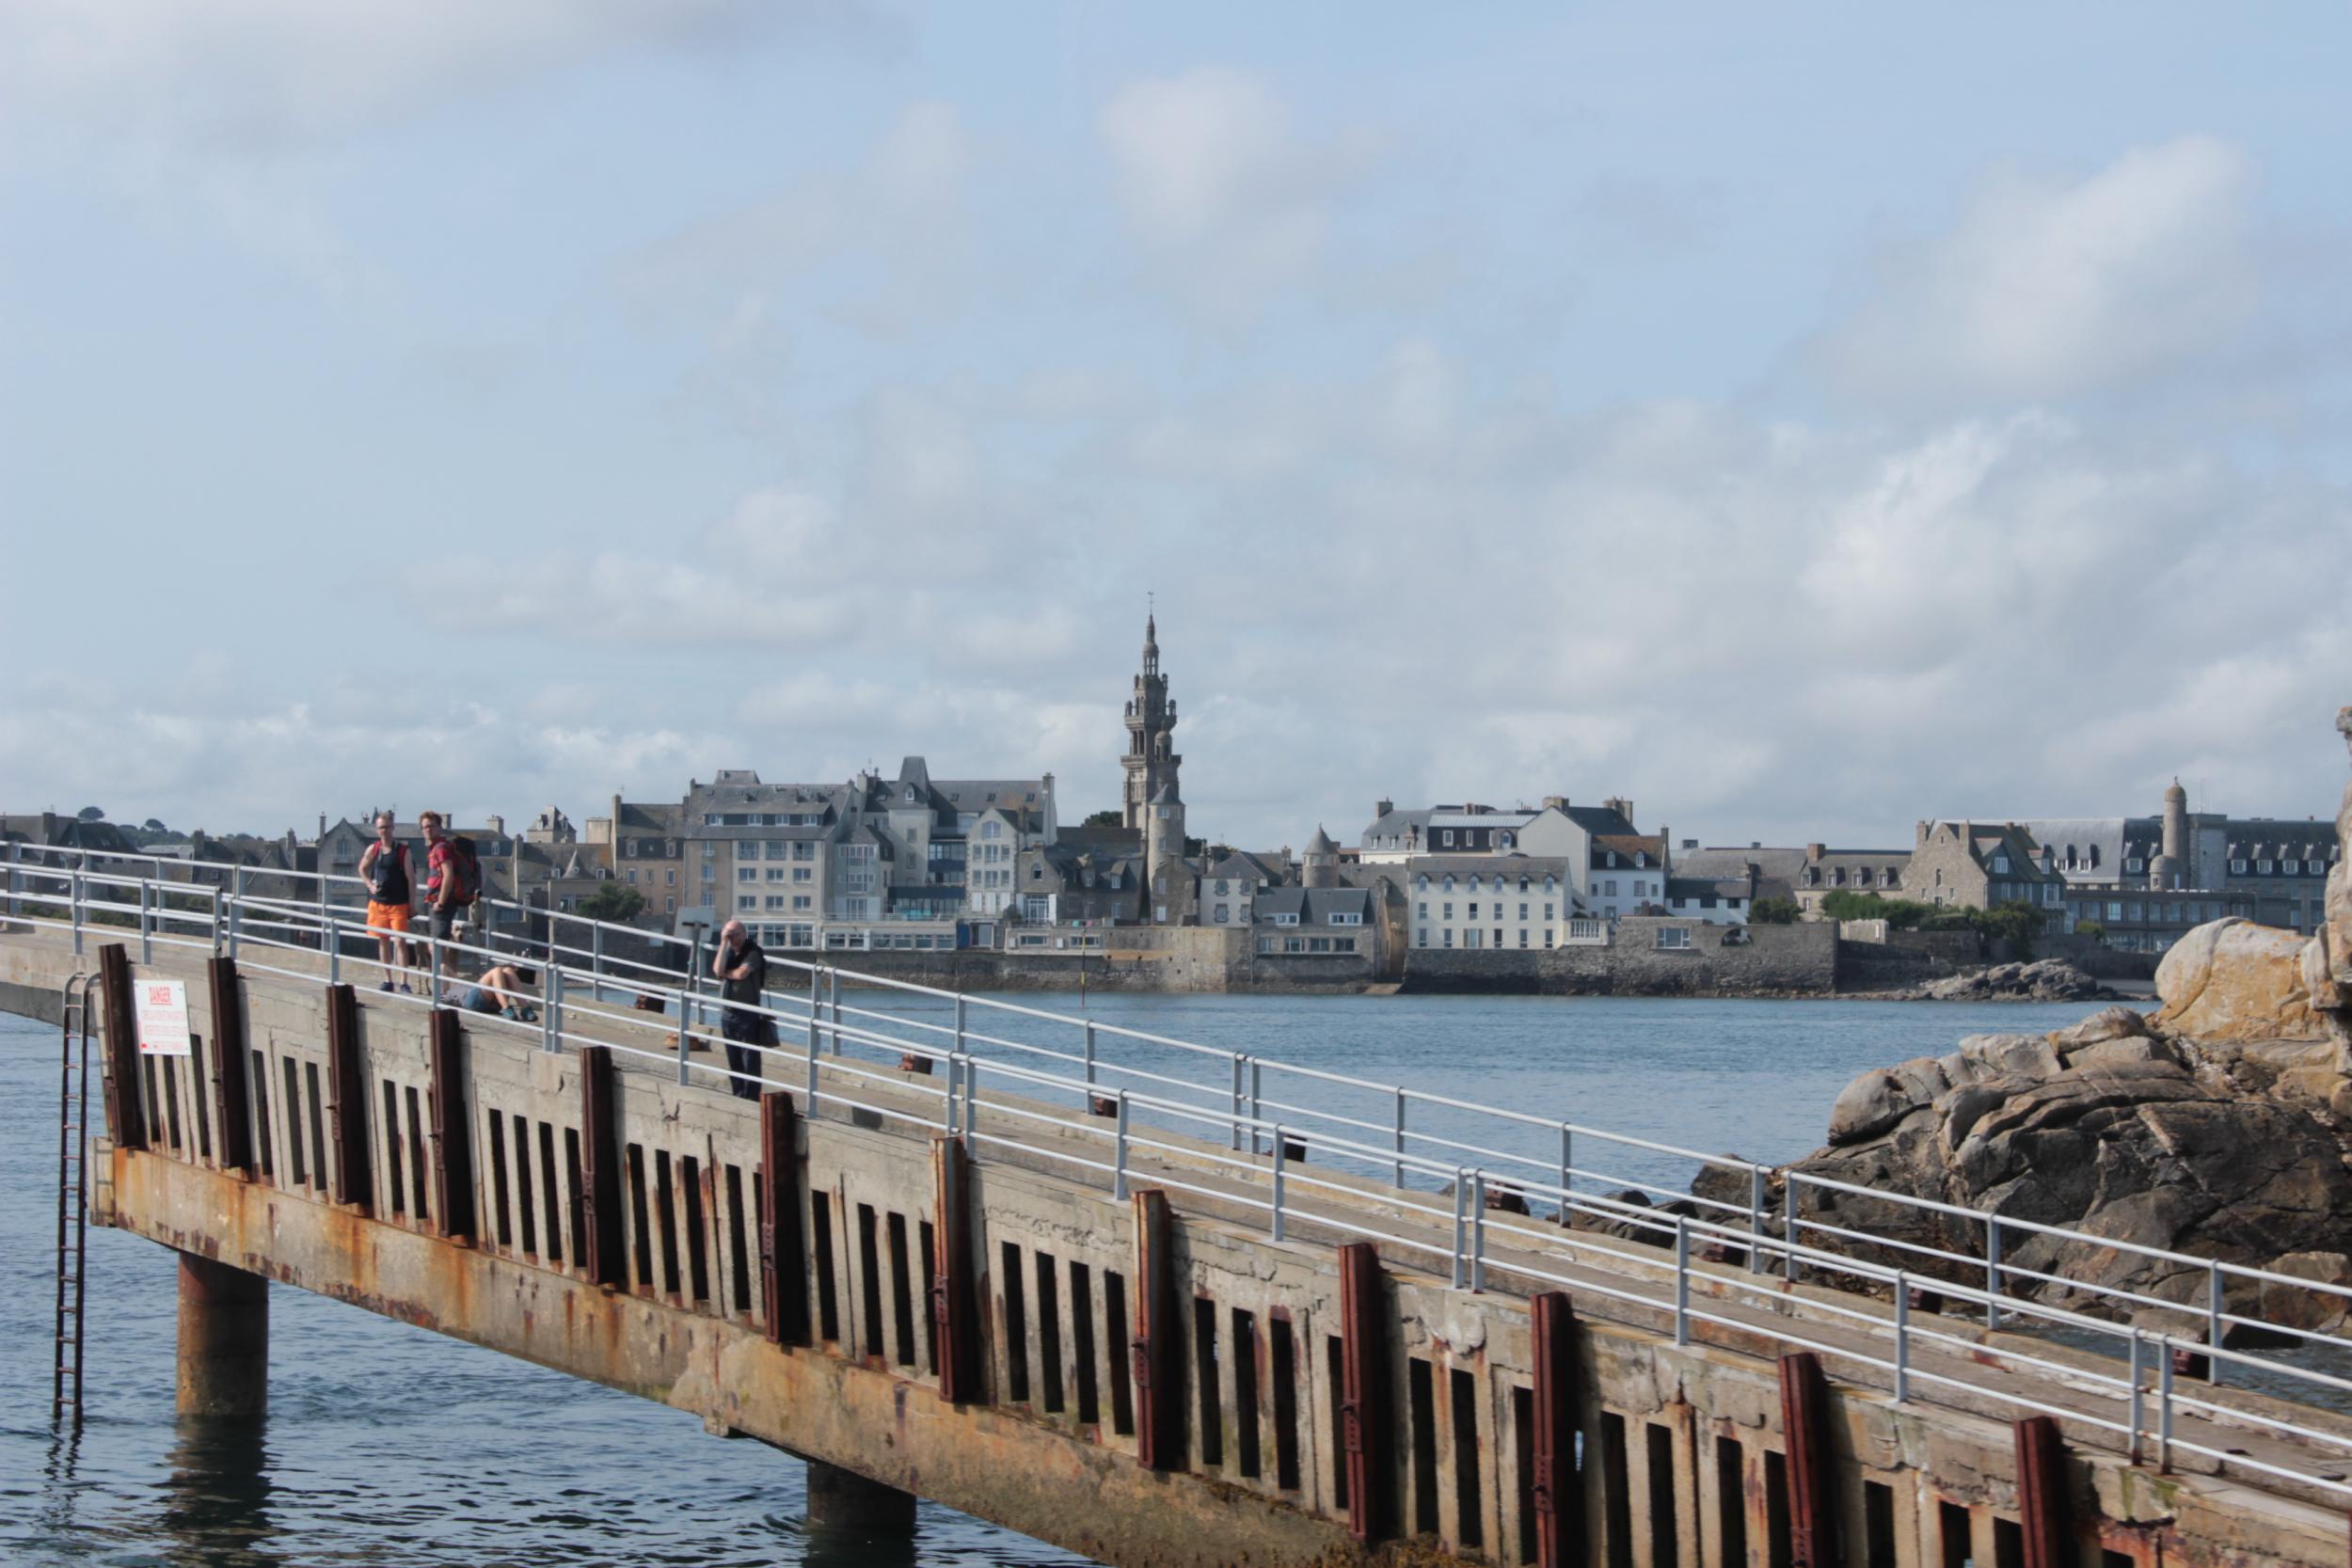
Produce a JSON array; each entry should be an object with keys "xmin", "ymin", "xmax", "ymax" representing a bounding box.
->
[
  {"xmin": 666, "ymin": 870, "xmax": 675, "ymax": 886},
  {"xmin": 1656, "ymin": 927, "xmax": 1691, "ymax": 950},
  {"xmin": 1442, "ymin": 875, "xmax": 1455, "ymax": 892},
  {"xmin": 1443, "ymin": 928, "xmax": 1454, "ymax": 948},
  {"xmin": 1994, "ymin": 855, "xmax": 2010, "ymax": 873},
  {"xmin": 1543, "ymin": 929, "xmax": 1554, "ymax": 948},
  {"xmin": 1417, "ymin": 875, "xmax": 1430, "ymax": 892},
  {"xmin": 1518, "ymin": 930, "xmax": 1529, "ymax": 948},
  {"xmin": 627, "ymin": 869, "xmax": 637, "ymax": 884},
  {"xmin": 1417, "ymin": 928, "xmax": 1429, "ymax": 947},
  {"xmin": 1272, "ymin": 912, "xmax": 1299, "ymax": 927},
  {"xmin": 738, "ymin": 867, "xmax": 758, "ymax": 882},
  {"xmin": 2283, "ymin": 859, "xmax": 2301, "ymax": 876},
  {"xmin": 1442, "ymin": 902, "xmax": 1454, "ymax": 920},
  {"xmin": 1469, "ymin": 876, "xmax": 1483, "ymax": 894},
  {"xmin": 793, "ymin": 895, "xmax": 810, "ymax": 911},
  {"xmin": 766, "ymin": 866, "xmax": 787, "ymax": 881},
  {"xmin": 1330, "ymin": 911, "xmax": 1362, "ymax": 927},
  {"xmin": 737, "ymin": 895, "xmax": 757, "ymax": 911},
  {"xmin": 1606, "ymin": 851, "xmax": 1617, "ymax": 867},
  {"xmin": 1213, "ymin": 905, "xmax": 1229, "ymax": 923},
  {"xmin": 1542, "ymin": 877, "xmax": 1556, "ymax": 894},
  {"xmin": 2258, "ymin": 859, "xmax": 2275, "ymax": 875},
  {"xmin": 1442, "ymin": 830, "xmax": 1455, "ymax": 847},
  {"xmin": 982, "ymin": 820, "xmax": 1002, "ymax": 840},
  {"xmin": 1467, "ymin": 903, "xmax": 1480, "ymax": 919},
  {"xmin": 1604, "ymin": 880, "xmax": 1617, "ymax": 896},
  {"xmin": 1417, "ymin": 901, "xmax": 1427, "ymax": 919},
  {"xmin": 2125, "ymin": 857, "xmax": 2143, "ymax": 873},
  {"xmin": 1518, "ymin": 903, "xmax": 1529, "ymax": 921},
  {"xmin": 2231, "ymin": 858, "xmax": 2248, "ymax": 874},
  {"xmin": 1543, "ymin": 903, "xmax": 1553, "ymax": 921}
]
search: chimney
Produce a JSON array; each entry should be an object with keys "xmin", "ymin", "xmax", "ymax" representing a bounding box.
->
[
  {"xmin": 1806, "ymin": 843, "xmax": 1825, "ymax": 861},
  {"xmin": 1750, "ymin": 841, "xmax": 1760, "ymax": 850},
  {"xmin": 1541, "ymin": 796, "xmax": 1565, "ymax": 811},
  {"xmin": 486, "ymin": 814, "xmax": 504, "ymax": 837},
  {"xmin": 1681, "ymin": 839, "xmax": 1697, "ymax": 851},
  {"xmin": 1375, "ymin": 798, "xmax": 1393, "ymax": 819},
  {"xmin": 1604, "ymin": 797, "xmax": 1635, "ymax": 826}
]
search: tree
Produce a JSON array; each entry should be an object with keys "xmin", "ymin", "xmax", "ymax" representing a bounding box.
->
[
  {"xmin": 1082, "ymin": 810, "xmax": 1123, "ymax": 828},
  {"xmin": 1748, "ymin": 895, "xmax": 1802, "ymax": 926},
  {"xmin": 143, "ymin": 817, "xmax": 167, "ymax": 832},
  {"xmin": 77, "ymin": 806, "xmax": 104, "ymax": 821},
  {"xmin": 2074, "ymin": 919, "xmax": 2107, "ymax": 942},
  {"xmin": 578, "ymin": 883, "xmax": 647, "ymax": 923},
  {"xmin": 1818, "ymin": 890, "xmax": 1939, "ymax": 928},
  {"xmin": 1978, "ymin": 899, "xmax": 2043, "ymax": 958}
]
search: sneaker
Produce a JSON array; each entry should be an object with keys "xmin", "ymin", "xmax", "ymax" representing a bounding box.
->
[
  {"xmin": 398, "ymin": 984, "xmax": 415, "ymax": 995},
  {"xmin": 377, "ymin": 981, "xmax": 394, "ymax": 992}
]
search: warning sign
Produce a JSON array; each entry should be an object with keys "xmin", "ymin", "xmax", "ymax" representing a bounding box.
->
[{"xmin": 135, "ymin": 979, "xmax": 192, "ymax": 1056}]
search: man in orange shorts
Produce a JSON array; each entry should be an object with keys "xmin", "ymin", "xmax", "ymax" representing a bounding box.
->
[{"xmin": 358, "ymin": 811, "xmax": 417, "ymax": 993}]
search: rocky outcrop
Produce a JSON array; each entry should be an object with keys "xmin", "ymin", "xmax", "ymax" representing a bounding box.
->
[
  {"xmin": 1784, "ymin": 1005, "xmax": 2352, "ymax": 1324},
  {"xmin": 2153, "ymin": 918, "xmax": 2328, "ymax": 1042},
  {"xmin": 2301, "ymin": 705, "xmax": 2352, "ymax": 1042},
  {"xmin": 1912, "ymin": 959, "xmax": 2109, "ymax": 1003}
]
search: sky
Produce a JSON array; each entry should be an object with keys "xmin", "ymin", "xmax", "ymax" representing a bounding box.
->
[{"xmin": 3, "ymin": 4, "xmax": 2349, "ymax": 852}]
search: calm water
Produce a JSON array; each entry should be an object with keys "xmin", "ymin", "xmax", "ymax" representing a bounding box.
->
[{"xmin": 0, "ymin": 992, "xmax": 2109, "ymax": 1565}]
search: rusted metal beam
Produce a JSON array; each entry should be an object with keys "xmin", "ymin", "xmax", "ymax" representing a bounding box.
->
[
  {"xmin": 1532, "ymin": 1290, "xmax": 1584, "ymax": 1568},
  {"xmin": 580, "ymin": 1044, "xmax": 624, "ymax": 1287},
  {"xmin": 760, "ymin": 1090, "xmax": 810, "ymax": 1347},
  {"xmin": 204, "ymin": 955, "xmax": 252, "ymax": 1175},
  {"xmin": 2015, "ymin": 1416, "xmax": 2073, "ymax": 1568},
  {"xmin": 324, "ymin": 982, "xmax": 372, "ymax": 1213},
  {"xmin": 1339, "ymin": 1239, "xmax": 1393, "ymax": 1544},
  {"xmin": 931, "ymin": 1133, "xmax": 981, "ymax": 1402},
  {"xmin": 1132, "ymin": 1187, "xmax": 1185, "ymax": 1471},
  {"xmin": 427, "ymin": 1008, "xmax": 477, "ymax": 1243},
  {"xmin": 1778, "ymin": 1351, "xmax": 1836, "ymax": 1568},
  {"xmin": 97, "ymin": 942, "xmax": 147, "ymax": 1151}
]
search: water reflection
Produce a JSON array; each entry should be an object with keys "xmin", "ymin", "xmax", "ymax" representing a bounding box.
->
[{"xmin": 157, "ymin": 1418, "xmax": 278, "ymax": 1567}]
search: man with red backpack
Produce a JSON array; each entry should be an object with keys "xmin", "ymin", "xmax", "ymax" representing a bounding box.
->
[{"xmin": 419, "ymin": 810, "xmax": 480, "ymax": 954}]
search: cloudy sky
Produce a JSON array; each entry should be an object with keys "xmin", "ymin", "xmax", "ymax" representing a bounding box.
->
[{"xmin": 4, "ymin": 5, "xmax": 2348, "ymax": 851}]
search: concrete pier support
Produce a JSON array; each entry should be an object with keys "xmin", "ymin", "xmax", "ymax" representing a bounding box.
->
[
  {"xmin": 805, "ymin": 1458, "xmax": 916, "ymax": 1535},
  {"xmin": 175, "ymin": 1251, "xmax": 268, "ymax": 1418}
]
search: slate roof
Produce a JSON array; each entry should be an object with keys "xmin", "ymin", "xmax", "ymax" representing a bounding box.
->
[{"xmin": 1254, "ymin": 886, "xmax": 1375, "ymax": 927}]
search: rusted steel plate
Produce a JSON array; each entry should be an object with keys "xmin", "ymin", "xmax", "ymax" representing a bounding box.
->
[
  {"xmin": 205, "ymin": 956, "xmax": 253, "ymax": 1175},
  {"xmin": 1779, "ymin": 1351, "xmax": 1836, "ymax": 1568},
  {"xmin": 2015, "ymin": 1416, "xmax": 2073, "ymax": 1568},
  {"xmin": 1532, "ymin": 1290, "xmax": 1583, "ymax": 1568},
  {"xmin": 97, "ymin": 942, "xmax": 147, "ymax": 1151},
  {"xmin": 427, "ymin": 1008, "xmax": 477, "ymax": 1243},
  {"xmin": 580, "ymin": 1044, "xmax": 625, "ymax": 1287},
  {"xmin": 931, "ymin": 1134, "xmax": 982, "ymax": 1402},
  {"xmin": 324, "ymin": 982, "xmax": 372, "ymax": 1213},
  {"xmin": 761, "ymin": 1090, "xmax": 810, "ymax": 1346},
  {"xmin": 1339, "ymin": 1239, "xmax": 1392, "ymax": 1544},
  {"xmin": 1132, "ymin": 1187, "xmax": 1184, "ymax": 1471}
]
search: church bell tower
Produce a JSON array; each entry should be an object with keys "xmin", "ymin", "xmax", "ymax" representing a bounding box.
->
[{"xmin": 1121, "ymin": 610, "xmax": 1181, "ymax": 831}]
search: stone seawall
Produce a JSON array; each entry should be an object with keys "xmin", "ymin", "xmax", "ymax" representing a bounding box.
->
[{"xmin": 1400, "ymin": 918, "xmax": 1838, "ymax": 995}]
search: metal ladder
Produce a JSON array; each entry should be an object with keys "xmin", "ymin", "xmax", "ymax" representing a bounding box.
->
[{"xmin": 54, "ymin": 972, "xmax": 92, "ymax": 1423}]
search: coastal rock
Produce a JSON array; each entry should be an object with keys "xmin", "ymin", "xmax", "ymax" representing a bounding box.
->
[
  {"xmin": 1919, "ymin": 959, "xmax": 2106, "ymax": 1003},
  {"xmin": 2257, "ymin": 1252, "xmax": 2352, "ymax": 1335},
  {"xmin": 2153, "ymin": 919, "xmax": 2328, "ymax": 1042}
]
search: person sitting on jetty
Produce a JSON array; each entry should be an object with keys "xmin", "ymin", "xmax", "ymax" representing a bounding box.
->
[{"xmin": 441, "ymin": 962, "xmax": 538, "ymax": 1021}]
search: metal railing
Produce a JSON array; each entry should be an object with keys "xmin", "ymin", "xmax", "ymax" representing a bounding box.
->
[{"xmin": 10, "ymin": 842, "xmax": 2352, "ymax": 1499}]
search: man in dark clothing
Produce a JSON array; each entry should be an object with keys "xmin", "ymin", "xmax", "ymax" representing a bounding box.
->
[{"xmin": 712, "ymin": 919, "xmax": 771, "ymax": 1101}]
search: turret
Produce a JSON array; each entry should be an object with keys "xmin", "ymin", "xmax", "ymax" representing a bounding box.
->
[
  {"xmin": 1303, "ymin": 825, "xmax": 1341, "ymax": 889},
  {"xmin": 1147, "ymin": 780, "xmax": 1192, "ymax": 924},
  {"xmin": 2152, "ymin": 779, "xmax": 2189, "ymax": 890}
]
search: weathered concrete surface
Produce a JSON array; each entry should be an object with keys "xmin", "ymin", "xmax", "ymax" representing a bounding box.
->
[{"xmin": 175, "ymin": 1250, "xmax": 268, "ymax": 1418}]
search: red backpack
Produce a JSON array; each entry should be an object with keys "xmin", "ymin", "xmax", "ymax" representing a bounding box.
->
[{"xmin": 437, "ymin": 835, "xmax": 481, "ymax": 905}]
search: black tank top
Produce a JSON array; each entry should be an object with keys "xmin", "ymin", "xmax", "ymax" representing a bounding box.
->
[{"xmin": 369, "ymin": 843, "xmax": 411, "ymax": 903}]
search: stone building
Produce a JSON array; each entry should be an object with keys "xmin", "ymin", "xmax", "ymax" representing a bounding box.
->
[
  {"xmin": 1405, "ymin": 855, "xmax": 1580, "ymax": 951},
  {"xmin": 1907, "ymin": 820, "xmax": 2064, "ymax": 922},
  {"xmin": 584, "ymin": 797, "xmax": 686, "ymax": 923},
  {"xmin": 1145, "ymin": 780, "xmax": 1193, "ymax": 925}
]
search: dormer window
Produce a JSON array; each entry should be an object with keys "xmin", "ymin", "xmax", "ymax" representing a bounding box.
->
[
  {"xmin": 1606, "ymin": 851, "xmax": 1617, "ymax": 867},
  {"xmin": 2282, "ymin": 859, "xmax": 2301, "ymax": 876},
  {"xmin": 1993, "ymin": 855, "xmax": 2010, "ymax": 873},
  {"xmin": 1417, "ymin": 875, "xmax": 1430, "ymax": 892},
  {"xmin": 1442, "ymin": 876, "xmax": 1455, "ymax": 893},
  {"xmin": 1498, "ymin": 832, "xmax": 1513, "ymax": 848},
  {"xmin": 2124, "ymin": 857, "xmax": 2142, "ymax": 873},
  {"xmin": 2258, "ymin": 859, "xmax": 2275, "ymax": 874},
  {"xmin": 1634, "ymin": 852, "xmax": 1647, "ymax": 867},
  {"xmin": 2231, "ymin": 857, "xmax": 2248, "ymax": 874},
  {"xmin": 1442, "ymin": 830, "xmax": 1456, "ymax": 847}
]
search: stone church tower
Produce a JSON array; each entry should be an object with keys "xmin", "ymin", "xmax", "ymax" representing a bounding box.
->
[
  {"xmin": 1121, "ymin": 612, "xmax": 1182, "ymax": 830},
  {"xmin": 1147, "ymin": 780, "xmax": 1193, "ymax": 925},
  {"xmin": 2151, "ymin": 779, "xmax": 2189, "ymax": 891}
]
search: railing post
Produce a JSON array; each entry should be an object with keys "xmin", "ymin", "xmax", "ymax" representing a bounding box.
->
[
  {"xmin": 209, "ymin": 885, "xmax": 224, "ymax": 956},
  {"xmin": 1987, "ymin": 1217, "xmax": 2003, "ymax": 1330},
  {"xmin": 1747, "ymin": 1165, "xmax": 1766, "ymax": 1274},
  {"xmin": 1451, "ymin": 1169, "xmax": 1469, "ymax": 1290},
  {"xmin": 547, "ymin": 968, "xmax": 566, "ymax": 1053},
  {"xmin": 827, "ymin": 967, "xmax": 840, "ymax": 1046},
  {"xmin": 72, "ymin": 867, "xmax": 85, "ymax": 956},
  {"xmin": 326, "ymin": 905, "xmax": 341, "ymax": 985},
  {"xmin": 591, "ymin": 922, "xmax": 604, "ymax": 986},
  {"xmin": 228, "ymin": 867, "xmax": 243, "ymax": 959},
  {"xmin": 2157, "ymin": 1343, "xmax": 2175, "ymax": 1472},
  {"xmin": 1893, "ymin": 1270, "xmax": 1910, "ymax": 1402},
  {"xmin": 954, "ymin": 994, "xmax": 966, "ymax": 1060},
  {"xmin": 2201, "ymin": 1259, "xmax": 2220, "ymax": 1382},
  {"xmin": 2127, "ymin": 1329, "xmax": 2145, "ymax": 1464},
  {"xmin": 1558, "ymin": 1123, "xmax": 1572, "ymax": 1213},
  {"xmin": 805, "ymin": 1017, "xmax": 820, "ymax": 1109},
  {"xmin": 1392, "ymin": 1088, "xmax": 1406, "ymax": 1188},
  {"xmin": 961, "ymin": 1054, "xmax": 977, "ymax": 1145},
  {"xmin": 1270, "ymin": 1125, "xmax": 1286, "ymax": 1241},
  {"xmin": 1230, "ymin": 1054, "xmax": 1246, "ymax": 1151},
  {"xmin": 429, "ymin": 924, "xmax": 443, "ymax": 1000},
  {"xmin": 1784, "ymin": 1174, "xmax": 1802, "ymax": 1285},
  {"xmin": 1470, "ymin": 1170, "xmax": 1487, "ymax": 1291},
  {"xmin": 1083, "ymin": 1020, "xmax": 1096, "ymax": 1096},
  {"xmin": 138, "ymin": 879, "xmax": 152, "ymax": 962},
  {"xmin": 675, "ymin": 973, "xmax": 691, "ymax": 1085},
  {"xmin": 1113, "ymin": 1090, "xmax": 1131, "ymax": 1202},
  {"xmin": 540, "ymin": 973, "xmax": 557, "ymax": 1053},
  {"xmin": 1674, "ymin": 1214, "xmax": 1691, "ymax": 1345},
  {"xmin": 1248, "ymin": 1058, "xmax": 1263, "ymax": 1155}
]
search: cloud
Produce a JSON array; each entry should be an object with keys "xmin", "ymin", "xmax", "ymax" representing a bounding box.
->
[
  {"xmin": 0, "ymin": 0, "xmax": 850, "ymax": 151},
  {"xmin": 1100, "ymin": 68, "xmax": 1362, "ymax": 324},
  {"xmin": 1816, "ymin": 136, "xmax": 2259, "ymax": 406}
]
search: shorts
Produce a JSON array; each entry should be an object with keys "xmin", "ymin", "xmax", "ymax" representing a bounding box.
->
[
  {"xmin": 367, "ymin": 901, "xmax": 412, "ymax": 933},
  {"xmin": 428, "ymin": 906, "xmax": 465, "ymax": 942}
]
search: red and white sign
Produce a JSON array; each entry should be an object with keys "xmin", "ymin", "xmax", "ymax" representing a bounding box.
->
[{"xmin": 135, "ymin": 979, "xmax": 192, "ymax": 1056}]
